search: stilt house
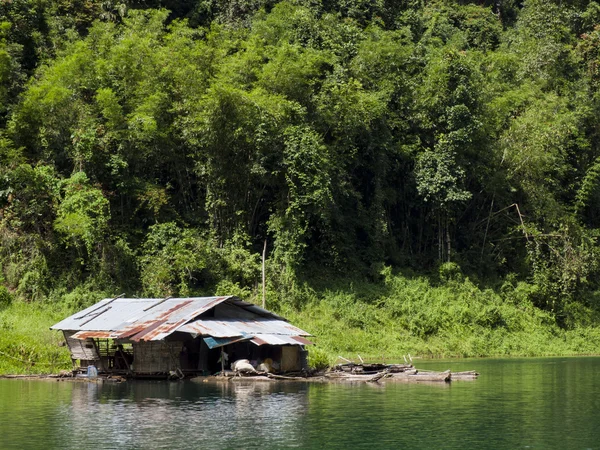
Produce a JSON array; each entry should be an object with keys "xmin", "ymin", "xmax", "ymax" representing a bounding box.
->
[{"xmin": 51, "ymin": 296, "xmax": 313, "ymax": 377}]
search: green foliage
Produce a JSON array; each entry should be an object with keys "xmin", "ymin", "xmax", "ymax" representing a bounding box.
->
[
  {"xmin": 0, "ymin": 300, "xmax": 71, "ymax": 375},
  {"xmin": 307, "ymin": 346, "xmax": 334, "ymax": 370},
  {"xmin": 510, "ymin": 0, "xmax": 577, "ymax": 88},
  {"xmin": 438, "ymin": 261, "xmax": 464, "ymax": 283},
  {"xmin": 0, "ymin": 285, "xmax": 12, "ymax": 309},
  {"xmin": 51, "ymin": 284, "xmax": 114, "ymax": 312},
  {"xmin": 415, "ymin": 148, "xmax": 471, "ymax": 207},
  {"xmin": 280, "ymin": 271, "xmax": 596, "ymax": 360},
  {"xmin": 54, "ymin": 172, "xmax": 110, "ymax": 254},
  {"xmin": 139, "ymin": 222, "xmax": 212, "ymax": 297},
  {"xmin": 0, "ymin": 163, "xmax": 59, "ymax": 300},
  {"xmin": 1, "ymin": 0, "xmax": 600, "ymax": 371},
  {"xmin": 525, "ymin": 223, "xmax": 600, "ymax": 325},
  {"xmin": 139, "ymin": 222, "xmax": 260, "ymax": 297}
]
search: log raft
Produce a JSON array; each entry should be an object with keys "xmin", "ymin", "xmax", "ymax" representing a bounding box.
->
[
  {"xmin": 195, "ymin": 363, "xmax": 478, "ymax": 384},
  {"xmin": 324, "ymin": 366, "xmax": 454, "ymax": 383}
]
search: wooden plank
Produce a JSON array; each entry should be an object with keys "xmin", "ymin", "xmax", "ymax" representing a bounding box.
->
[{"xmin": 281, "ymin": 346, "xmax": 299, "ymax": 372}]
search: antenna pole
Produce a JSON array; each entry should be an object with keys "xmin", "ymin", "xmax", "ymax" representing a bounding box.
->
[{"xmin": 262, "ymin": 239, "xmax": 267, "ymax": 309}]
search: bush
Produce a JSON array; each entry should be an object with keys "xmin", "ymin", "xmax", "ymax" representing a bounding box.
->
[
  {"xmin": 439, "ymin": 262, "xmax": 464, "ymax": 283},
  {"xmin": 279, "ymin": 271, "xmax": 600, "ymax": 359},
  {"xmin": 307, "ymin": 346, "xmax": 333, "ymax": 370},
  {"xmin": 0, "ymin": 285, "xmax": 12, "ymax": 309}
]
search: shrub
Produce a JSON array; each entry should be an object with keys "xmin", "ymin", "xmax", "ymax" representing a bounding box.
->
[
  {"xmin": 307, "ymin": 346, "xmax": 333, "ymax": 370},
  {"xmin": 0, "ymin": 285, "xmax": 12, "ymax": 309}
]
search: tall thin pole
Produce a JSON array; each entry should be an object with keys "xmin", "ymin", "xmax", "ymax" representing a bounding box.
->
[{"xmin": 262, "ymin": 239, "xmax": 267, "ymax": 309}]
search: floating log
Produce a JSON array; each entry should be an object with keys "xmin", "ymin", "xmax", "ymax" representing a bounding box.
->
[
  {"xmin": 190, "ymin": 362, "xmax": 477, "ymax": 384},
  {"xmin": 449, "ymin": 371, "xmax": 479, "ymax": 380},
  {"xmin": 266, "ymin": 373, "xmax": 308, "ymax": 381},
  {"xmin": 230, "ymin": 375, "xmax": 274, "ymax": 382},
  {"xmin": 406, "ymin": 369, "xmax": 451, "ymax": 382},
  {"xmin": 333, "ymin": 363, "xmax": 413, "ymax": 374},
  {"xmin": 367, "ymin": 371, "xmax": 391, "ymax": 382}
]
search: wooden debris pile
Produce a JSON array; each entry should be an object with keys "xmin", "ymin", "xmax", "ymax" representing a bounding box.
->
[
  {"xmin": 204, "ymin": 360, "xmax": 479, "ymax": 384},
  {"xmin": 324, "ymin": 361, "xmax": 479, "ymax": 383},
  {"xmin": 332, "ymin": 362, "xmax": 415, "ymax": 374}
]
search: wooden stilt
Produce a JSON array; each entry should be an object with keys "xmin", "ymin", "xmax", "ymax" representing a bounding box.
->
[{"xmin": 220, "ymin": 348, "xmax": 225, "ymax": 374}]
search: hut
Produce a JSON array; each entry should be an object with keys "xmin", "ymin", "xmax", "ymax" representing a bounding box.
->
[{"xmin": 51, "ymin": 296, "xmax": 313, "ymax": 378}]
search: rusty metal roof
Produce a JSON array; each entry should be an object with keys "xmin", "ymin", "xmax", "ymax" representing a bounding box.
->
[
  {"xmin": 202, "ymin": 334, "xmax": 313, "ymax": 348},
  {"xmin": 177, "ymin": 318, "xmax": 309, "ymax": 338},
  {"xmin": 250, "ymin": 335, "xmax": 313, "ymax": 346},
  {"xmin": 178, "ymin": 317, "xmax": 313, "ymax": 347},
  {"xmin": 51, "ymin": 296, "xmax": 311, "ymax": 344},
  {"xmin": 71, "ymin": 331, "xmax": 114, "ymax": 340}
]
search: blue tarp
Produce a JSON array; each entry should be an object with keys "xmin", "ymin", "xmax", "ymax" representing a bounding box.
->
[{"xmin": 203, "ymin": 334, "xmax": 250, "ymax": 349}]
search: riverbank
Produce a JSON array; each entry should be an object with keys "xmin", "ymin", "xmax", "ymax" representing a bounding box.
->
[
  {"xmin": 2, "ymin": 271, "xmax": 600, "ymax": 375},
  {"xmin": 0, "ymin": 301, "xmax": 72, "ymax": 375},
  {"xmin": 0, "ymin": 360, "xmax": 477, "ymax": 384},
  {"xmin": 280, "ymin": 271, "xmax": 600, "ymax": 367}
]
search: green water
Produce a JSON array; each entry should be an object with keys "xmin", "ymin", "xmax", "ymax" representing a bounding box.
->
[{"xmin": 1, "ymin": 357, "xmax": 599, "ymax": 449}]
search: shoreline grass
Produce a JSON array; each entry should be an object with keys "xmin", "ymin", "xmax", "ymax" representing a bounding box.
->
[
  {"xmin": 0, "ymin": 302, "xmax": 72, "ymax": 375},
  {"xmin": 2, "ymin": 271, "xmax": 600, "ymax": 375}
]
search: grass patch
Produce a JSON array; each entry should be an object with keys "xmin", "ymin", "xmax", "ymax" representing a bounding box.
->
[
  {"xmin": 277, "ymin": 270, "xmax": 600, "ymax": 364},
  {"xmin": 0, "ymin": 301, "xmax": 72, "ymax": 375},
  {"xmin": 3, "ymin": 269, "xmax": 600, "ymax": 375}
]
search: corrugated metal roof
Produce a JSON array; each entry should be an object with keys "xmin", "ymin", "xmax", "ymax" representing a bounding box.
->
[
  {"xmin": 177, "ymin": 318, "xmax": 310, "ymax": 338},
  {"xmin": 227, "ymin": 298, "xmax": 286, "ymax": 321},
  {"xmin": 250, "ymin": 335, "xmax": 314, "ymax": 346},
  {"xmin": 71, "ymin": 331, "xmax": 114, "ymax": 339},
  {"xmin": 52, "ymin": 296, "xmax": 231, "ymax": 341},
  {"xmin": 51, "ymin": 296, "xmax": 312, "ymax": 344}
]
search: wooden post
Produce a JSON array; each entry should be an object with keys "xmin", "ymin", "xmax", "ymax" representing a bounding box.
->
[
  {"xmin": 165, "ymin": 341, "xmax": 183, "ymax": 379},
  {"xmin": 481, "ymin": 194, "xmax": 495, "ymax": 263},
  {"xmin": 117, "ymin": 342, "xmax": 133, "ymax": 376},
  {"xmin": 91, "ymin": 338, "xmax": 103, "ymax": 372},
  {"xmin": 514, "ymin": 203, "xmax": 529, "ymax": 241},
  {"xmin": 446, "ymin": 226, "xmax": 451, "ymax": 263},
  {"xmin": 262, "ymin": 239, "xmax": 267, "ymax": 309},
  {"xmin": 220, "ymin": 348, "xmax": 225, "ymax": 374}
]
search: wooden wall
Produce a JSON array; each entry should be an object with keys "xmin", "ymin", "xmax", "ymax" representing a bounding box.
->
[
  {"xmin": 132, "ymin": 341, "xmax": 183, "ymax": 374},
  {"xmin": 64, "ymin": 331, "xmax": 104, "ymax": 370}
]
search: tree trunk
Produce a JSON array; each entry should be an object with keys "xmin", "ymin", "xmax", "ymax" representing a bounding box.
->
[{"xmin": 446, "ymin": 222, "xmax": 451, "ymax": 263}]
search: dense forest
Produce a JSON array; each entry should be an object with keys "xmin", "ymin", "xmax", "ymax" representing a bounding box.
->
[{"xmin": 3, "ymin": 0, "xmax": 600, "ymax": 370}]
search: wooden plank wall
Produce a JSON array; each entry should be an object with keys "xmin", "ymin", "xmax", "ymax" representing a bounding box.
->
[
  {"xmin": 64, "ymin": 331, "xmax": 100, "ymax": 361},
  {"xmin": 281, "ymin": 346, "xmax": 300, "ymax": 372},
  {"xmin": 132, "ymin": 341, "xmax": 183, "ymax": 373}
]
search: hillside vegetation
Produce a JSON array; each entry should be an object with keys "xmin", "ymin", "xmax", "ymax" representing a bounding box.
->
[{"xmin": 2, "ymin": 0, "xmax": 600, "ymax": 372}]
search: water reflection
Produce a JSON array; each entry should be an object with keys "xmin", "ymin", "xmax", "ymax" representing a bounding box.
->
[
  {"xmin": 57, "ymin": 379, "xmax": 311, "ymax": 450},
  {"xmin": 2, "ymin": 357, "xmax": 600, "ymax": 450}
]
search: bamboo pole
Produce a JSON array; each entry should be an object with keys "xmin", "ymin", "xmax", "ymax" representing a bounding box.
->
[{"xmin": 262, "ymin": 239, "xmax": 267, "ymax": 309}]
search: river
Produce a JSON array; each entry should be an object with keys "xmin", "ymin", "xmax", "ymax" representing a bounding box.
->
[{"xmin": 1, "ymin": 357, "xmax": 599, "ymax": 449}]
